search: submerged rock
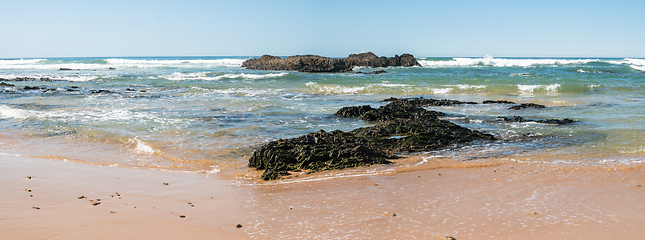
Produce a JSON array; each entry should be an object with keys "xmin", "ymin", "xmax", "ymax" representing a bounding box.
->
[
  {"xmin": 250, "ymin": 97, "xmax": 495, "ymax": 180},
  {"xmin": 241, "ymin": 52, "xmax": 421, "ymax": 73},
  {"xmin": 509, "ymin": 103, "xmax": 546, "ymax": 110}
]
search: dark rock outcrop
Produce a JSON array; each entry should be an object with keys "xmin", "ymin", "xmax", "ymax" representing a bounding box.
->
[
  {"xmin": 241, "ymin": 52, "xmax": 421, "ymax": 73},
  {"xmin": 509, "ymin": 103, "xmax": 547, "ymax": 110},
  {"xmin": 383, "ymin": 97, "xmax": 478, "ymax": 106},
  {"xmin": 483, "ymin": 100, "xmax": 516, "ymax": 104},
  {"xmin": 498, "ymin": 116, "xmax": 575, "ymax": 125},
  {"xmin": 249, "ymin": 97, "xmax": 495, "ymax": 180}
]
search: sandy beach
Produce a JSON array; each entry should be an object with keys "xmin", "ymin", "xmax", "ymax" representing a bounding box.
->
[
  {"xmin": 3, "ymin": 153, "xmax": 645, "ymax": 239},
  {"xmin": 0, "ymin": 154, "xmax": 249, "ymax": 240}
]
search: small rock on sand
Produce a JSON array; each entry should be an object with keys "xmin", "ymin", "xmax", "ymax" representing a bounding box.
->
[{"xmin": 236, "ymin": 224, "xmax": 243, "ymax": 228}]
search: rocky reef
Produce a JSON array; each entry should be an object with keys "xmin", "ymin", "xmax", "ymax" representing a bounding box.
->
[
  {"xmin": 241, "ymin": 52, "xmax": 421, "ymax": 73},
  {"xmin": 248, "ymin": 97, "xmax": 495, "ymax": 180},
  {"xmin": 497, "ymin": 116, "xmax": 575, "ymax": 125}
]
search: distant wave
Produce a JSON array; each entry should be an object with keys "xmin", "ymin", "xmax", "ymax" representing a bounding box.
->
[
  {"xmin": 418, "ymin": 56, "xmax": 645, "ymax": 71},
  {"xmin": 161, "ymin": 72, "xmax": 288, "ymax": 81},
  {"xmin": 105, "ymin": 58, "xmax": 245, "ymax": 68},
  {"xmin": 0, "ymin": 58, "xmax": 247, "ymax": 70},
  {"xmin": 418, "ymin": 55, "xmax": 596, "ymax": 68}
]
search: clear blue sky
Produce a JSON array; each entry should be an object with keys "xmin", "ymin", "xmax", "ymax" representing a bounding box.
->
[{"xmin": 1, "ymin": 0, "xmax": 643, "ymax": 58}]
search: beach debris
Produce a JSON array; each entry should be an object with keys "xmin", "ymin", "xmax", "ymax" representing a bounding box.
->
[
  {"xmin": 30, "ymin": 195, "xmax": 33, "ymax": 198},
  {"xmin": 509, "ymin": 103, "xmax": 547, "ymax": 110},
  {"xmin": 180, "ymin": 215, "xmax": 186, "ymax": 219},
  {"xmin": 637, "ymin": 185, "xmax": 643, "ymax": 188},
  {"xmin": 236, "ymin": 224, "xmax": 243, "ymax": 228},
  {"xmin": 27, "ymin": 176, "xmax": 32, "ymax": 179},
  {"xmin": 33, "ymin": 207, "xmax": 40, "ymax": 210},
  {"xmin": 241, "ymin": 52, "xmax": 421, "ymax": 73},
  {"xmin": 90, "ymin": 199, "xmax": 101, "ymax": 206},
  {"xmin": 163, "ymin": 182, "xmax": 169, "ymax": 185},
  {"xmin": 445, "ymin": 236, "xmax": 456, "ymax": 240},
  {"xmin": 250, "ymin": 98, "xmax": 494, "ymax": 180},
  {"xmin": 110, "ymin": 211, "xmax": 116, "ymax": 214},
  {"xmin": 25, "ymin": 189, "xmax": 32, "ymax": 192},
  {"xmin": 78, "ymin": 196, "xmax": 86, "ymax": 199},
  {"xmin": 392, "ymin": 213, "xmax": 397, "ymax": 217}
]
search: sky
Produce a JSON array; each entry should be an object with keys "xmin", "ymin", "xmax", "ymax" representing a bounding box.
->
[{"xmin": 1, "ymin": 0, "xmax": 644, "ymax": 58}]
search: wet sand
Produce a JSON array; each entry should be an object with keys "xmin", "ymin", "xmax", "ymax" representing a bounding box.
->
[{"xmin": 3, "ymin": 154, "xmax": 645, "ymax": 239}]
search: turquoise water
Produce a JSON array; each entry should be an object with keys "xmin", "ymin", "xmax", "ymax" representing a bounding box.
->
[{"xmin": 1, "ymin": 56, "xmax": 645, "ymax": 173}]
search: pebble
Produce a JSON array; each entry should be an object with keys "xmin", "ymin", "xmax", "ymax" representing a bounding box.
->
[{"xmin": 236, "ymin": 224, "xmax": 243, "ymax": 228}]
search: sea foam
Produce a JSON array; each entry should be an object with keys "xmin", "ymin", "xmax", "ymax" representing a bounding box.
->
[
  {"xmin": 419, "ymin": 56, "xmax": 596, "ymax": 68},
  {"xmin": 162, "ymin": 72, "xmax": 288, "ymax": 81}
]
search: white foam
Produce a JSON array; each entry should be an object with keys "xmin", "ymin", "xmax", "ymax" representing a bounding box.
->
[
  {"xmin": 452, "ymin": 84, "xmax": 486, "ymax": 90},
  {"xmin": 431, "ymin": 88, "xmax": 452, "ymax": 94},
  {"xmin": 419, "ymin": 56, "xmax": 597, "ymax": 68},
  {"xmin": 0, "ymin": 58, "xmax": 247, "ymax": 70},
  {"xmin": 0, "ymin": 105, "xmax": 31, "ymax": 119},
  {"xmin": 517, "ymin": 84, "xmax": 560, "ymax": 93},
  {"xmin": 378, "ymin": 83, "xmax": 411, "ymax": 87},
  {"xmin": 623, "ymin": 58, "xmax": 645, "ymax": 71},
  {"xmin": 161, "ymin": 72, "xmax": 287, "ymax": 81},
  {"xmin": 0, "ymin": 59, "xmax": 46, "ymax": 68},
  {"xmin": 106, "ymin": 58, "xmax": 245, "ymax": 68},
  {"xmin": 129, "ymin": 137, "xmax": 156, "ymax": 155}
]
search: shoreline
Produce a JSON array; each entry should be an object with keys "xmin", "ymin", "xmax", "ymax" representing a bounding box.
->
[{"xmin": 3, "ymin": 153, "xmax": 645, "ymax": 239}]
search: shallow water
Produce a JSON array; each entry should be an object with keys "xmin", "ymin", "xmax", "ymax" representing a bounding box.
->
[{"xmin": 1, "ymin": 56, "xmax": 644, "ymax": 178}]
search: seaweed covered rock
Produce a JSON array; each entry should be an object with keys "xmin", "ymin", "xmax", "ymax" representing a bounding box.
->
[
  {"xmin": 251, "ymin": 97, "xmax": 496, "ymax": 180},
  {"xmin": 336, "ymin": 102, "xmax": 445, "ymax": 122},
  {"xmin": 351, "ymin": 118, "xmax": 496, "ymax": 152},
  {"xmin": 248, "ymin": 130, "xmax": 396, "ymax": 180}
]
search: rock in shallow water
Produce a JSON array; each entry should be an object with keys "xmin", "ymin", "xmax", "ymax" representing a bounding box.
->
[{"xmin": 249, "ymin": 98, "xmax": 495, "ymax": 180}]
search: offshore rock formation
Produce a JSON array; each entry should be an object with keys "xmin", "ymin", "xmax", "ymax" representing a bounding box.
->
[
  {"xmin": 249, "ymin": 97, "xmax": 495, "ymax": 180},
  {"xmin": 241, "ymin": 52, "xmax": 421, "ymax": 73}
]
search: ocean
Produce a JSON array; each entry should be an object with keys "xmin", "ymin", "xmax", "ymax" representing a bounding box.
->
[{"xmin": 2, "ymin": 55, "xmax": 645, "ymax": 180}]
